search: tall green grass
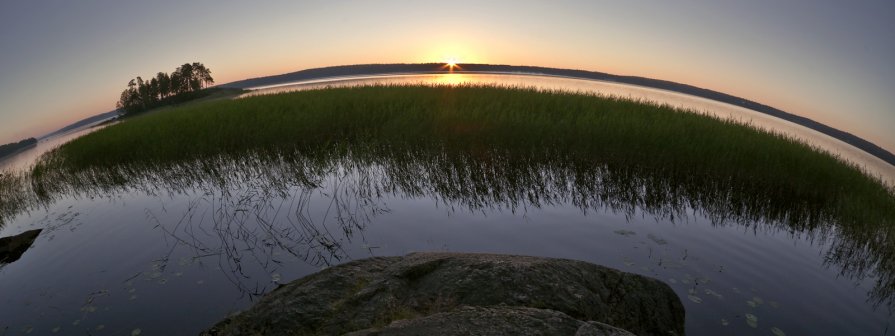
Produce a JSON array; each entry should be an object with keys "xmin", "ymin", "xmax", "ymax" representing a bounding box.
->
[
  {"xmin": 37, "ymin": 84, "xmax": 893, "ymax": 202},
  {"xmin": 26, "ymin": 84, "xmax": 895, "ymax": 227}
]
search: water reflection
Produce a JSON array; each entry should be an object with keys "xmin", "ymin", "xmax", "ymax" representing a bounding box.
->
[{"xmin": 3, "ymin": 143, "xmax": 892, "ymax": 313}]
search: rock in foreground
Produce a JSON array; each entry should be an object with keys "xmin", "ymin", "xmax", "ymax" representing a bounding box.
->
[
  {"xmin": 203, "ymin": 253, "xmax": 684, "ymax": 336},
  {"xmin": 0, "ymin": 229, "xmax": 42, "ymax": 264}
]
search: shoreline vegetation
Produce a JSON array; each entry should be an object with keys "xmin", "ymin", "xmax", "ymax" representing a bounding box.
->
[
  {"xmin": 26, "ymin": 83, "xmax": 895, "ymax": 226},
  {"xmin": 2, "ymin": 84, "xmax": 894, "ymax": 306},
  {"xmin": 38, "ymin": 84, "xmax": 895, "ymax": 195}
]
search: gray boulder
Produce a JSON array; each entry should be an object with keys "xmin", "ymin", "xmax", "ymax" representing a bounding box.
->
[{"xmin": 202, "ymin": 253, "xmax": 684, "ymax": 336}]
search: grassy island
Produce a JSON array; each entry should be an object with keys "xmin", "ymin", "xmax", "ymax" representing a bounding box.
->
[{"xmin": 38, "ymin": 84, "xmax": 893, "ymax": 199}]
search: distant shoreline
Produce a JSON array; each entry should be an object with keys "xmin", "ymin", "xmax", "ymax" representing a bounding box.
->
[{"xmin": 221, "ymin": 63, "xmax": 895, "ymax": 167}]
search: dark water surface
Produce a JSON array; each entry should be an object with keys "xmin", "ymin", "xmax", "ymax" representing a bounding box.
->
[{"xmin": 0, "ymin": 74, "xmax": 893, "ymax": 336}]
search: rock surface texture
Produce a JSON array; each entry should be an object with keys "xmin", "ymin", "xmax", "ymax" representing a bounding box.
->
[{"xmin": 202, "ymin": 253, "xmax": 684, "ymax": 336}]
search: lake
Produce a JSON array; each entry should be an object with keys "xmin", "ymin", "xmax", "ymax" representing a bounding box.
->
[{"xmin": 0, "ymin": 73, "xmax": 892, "ymax": 335}]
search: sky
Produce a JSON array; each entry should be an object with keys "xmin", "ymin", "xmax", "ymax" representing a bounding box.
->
[{"xmin": 1, "ymin": 0, "xmax": 893, "ymax": 152}]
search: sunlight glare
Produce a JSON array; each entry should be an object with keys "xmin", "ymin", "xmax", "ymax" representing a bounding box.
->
[{"xmin": 444, "ymin": 57, "xmax": 460, "ymax": 71}]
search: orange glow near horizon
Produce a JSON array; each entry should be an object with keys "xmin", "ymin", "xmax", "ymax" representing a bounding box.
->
[
  {"xmin": 443, "ymin": 58, "xmax": 461, "ymax": 72},
  {"xmin": 431, "ymin": 73, "xmax": 471, "ymax": 86}
]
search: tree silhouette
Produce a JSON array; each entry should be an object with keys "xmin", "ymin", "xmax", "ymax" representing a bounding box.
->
[{"xmin": 116, "ymin": 62, "xmax": 215, "ymax": 115}]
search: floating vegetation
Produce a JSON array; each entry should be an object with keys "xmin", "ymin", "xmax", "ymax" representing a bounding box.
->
[
  {"xmin": 132, "ymin": 328, "xmax": 142, "ymax": 335},
  {"xmin": 613, "ymin": 229, "xmax": 637, "ymax": 236},
  {"xmin": 771, "ymin": 326, "xmax": 786, "ymax": 336},
  {"xmin": 647, "ymin": 234, "xmax": 668, "ymax": 245},
  {"xmin": 745, "ymin": 314, "xmax": 758, "ymax": 328},
  {"xmin": 687, "ymin": 295, "xmax": 703, "ymax": 304},
  {"xmin": 704, "ymin": 289, "xmax": 724, "ymax": 299}
]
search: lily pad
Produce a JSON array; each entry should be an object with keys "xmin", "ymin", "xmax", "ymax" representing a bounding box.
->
[
  {"xmin": 745, "ymin": 314, "xmax": 758, "ymax": 328},
  {"xmin": 687, "ymin": 295, "xmax": 703, "ymax": 304},
  {"xmin": 705, "ymin": 289, "xmax": 723, "ymax": 299}
]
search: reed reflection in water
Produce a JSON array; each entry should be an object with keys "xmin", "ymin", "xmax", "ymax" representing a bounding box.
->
[{"xmin": 2, "ymin": 143, "xmax": 892, "ymax": 312}]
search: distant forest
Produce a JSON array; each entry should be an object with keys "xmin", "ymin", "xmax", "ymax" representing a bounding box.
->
[
  {"xmin": 117, "ymin": 62, "xmax": 214, "ymax": 115},
  {"xmin": 0, "ymin": 138, "xmax": 37, "ymax": 159}
]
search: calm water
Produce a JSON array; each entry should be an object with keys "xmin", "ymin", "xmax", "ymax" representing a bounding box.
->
[
  {"xmin": 0, "ymin": 126, "xmax": 108, "ymax": 172},
  {"xmin": 0, "ymin": 74, "xmax": 893, "ymax": 336}
]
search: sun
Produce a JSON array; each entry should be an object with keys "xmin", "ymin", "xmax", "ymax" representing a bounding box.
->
[{"xmin": 444, "ymin": 58, "xmax": 460, "ymax": 71}]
